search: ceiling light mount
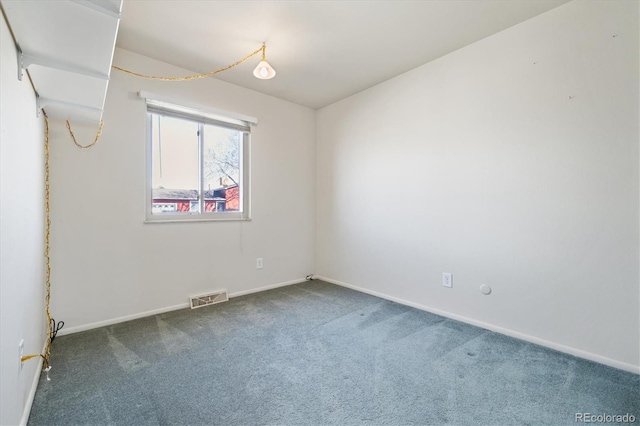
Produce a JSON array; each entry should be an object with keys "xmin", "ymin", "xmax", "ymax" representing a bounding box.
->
[{"xmin": 253, "ymin": 43, "xmax": 276, "ymax": 80}]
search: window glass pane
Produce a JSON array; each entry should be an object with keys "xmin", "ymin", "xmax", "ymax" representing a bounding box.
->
[
  {"xmin": 151, "ymin": 114, "xmax": 200, "ymax": 214},
  {"xmin": 203, "ymin": 124, "xmax": 242, "ymax": 212}
]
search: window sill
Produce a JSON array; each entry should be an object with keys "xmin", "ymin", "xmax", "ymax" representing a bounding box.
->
[{"xmin": 144, "ymin": 216, "xmax": 251, "ymax": 224}]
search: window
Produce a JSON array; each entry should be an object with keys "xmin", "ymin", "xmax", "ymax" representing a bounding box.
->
[{"xmin": 144, "ymin": 95, "xmax": 253, "ymax": 222}]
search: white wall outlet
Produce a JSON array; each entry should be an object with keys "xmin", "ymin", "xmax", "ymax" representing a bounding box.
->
[
  {"xmin": 256, "ymin": 257, "xmax": 263, "ymax": 269},
  {"xmin": 442, "ymin": 272, "xmax": 453, "ymax": 288},
  {"xmin": 18, "ymin": 339, "xmax": 24, "ymax": 372}
]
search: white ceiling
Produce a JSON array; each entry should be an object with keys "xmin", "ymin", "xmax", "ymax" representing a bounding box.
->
[{"xmin": 116, "ymin": 0, "xmax": 570, "ymax": 110}]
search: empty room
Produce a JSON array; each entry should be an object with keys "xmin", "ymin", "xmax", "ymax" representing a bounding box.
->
[{"xmin": 1, "ymin": 0, "xmax": 638, "ymax": 425}]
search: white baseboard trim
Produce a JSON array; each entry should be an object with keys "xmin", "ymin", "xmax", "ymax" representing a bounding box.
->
[
  {"xmin": 57, "ymin": 302, "xmax": 190, "ymax": 336},
  {"xmin": 316, "ymin": 275, "xmax": 640, "ymax": 375},
  {"xmin": 20, "ymin": 340, "xmax": 46, "ymax": 426},
  {"xmin": 57, "ymin": 278, "xmax": 306, "ymax": 337},
  {"xmin": 229, "ymin": 278, "xmax": 305, "ymax": 298}
]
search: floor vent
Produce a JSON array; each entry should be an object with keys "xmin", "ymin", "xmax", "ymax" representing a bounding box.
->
[{"xmin": 189, "ymin": 290, "xmax": 228, "ymax": 309}]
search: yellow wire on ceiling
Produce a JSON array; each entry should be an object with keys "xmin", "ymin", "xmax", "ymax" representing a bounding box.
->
[
  {"xmin": 61, "ymin": 45, "xmax": 268, "ymax": 149},
  {"xmin": 63, "ymin": 45, "xmax": 269, "ymax": 148},
  {"xmin": 112, "ymin": 45, "xmax": 265, "ymax": 81}
]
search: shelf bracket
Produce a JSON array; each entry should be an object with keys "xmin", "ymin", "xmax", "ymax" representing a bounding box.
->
[
  {"xmin": 69, "ymin": 0, "xmax": 122, "ymax": 19},
  {"xmin": 17, "ymin": 47, "xmax": 24, "ymax": 81},
  {"xmin": 20, "ymin": 52, "xmax": 110, "ymax": 81}
]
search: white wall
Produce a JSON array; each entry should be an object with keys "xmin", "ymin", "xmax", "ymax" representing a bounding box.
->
[
  {"xmin": 49, "ymin": 48, "xmax": 316, "ymax": 332},
  {"xmin": 0, "ymin": 13, "xmax": 46, "ymax": 426},
  {"xmin": 316, "ymin": 0, "xmax": 639, "ymax": 372}
]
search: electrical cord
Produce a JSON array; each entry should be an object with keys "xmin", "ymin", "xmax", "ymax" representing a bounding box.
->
[
  {"xmin": 50, "ymin": 318, "xmax": 64, "ymax": 343},
  {"xmin": 112, "ymin": 45, "xmax": 265, "ymax": 81}
]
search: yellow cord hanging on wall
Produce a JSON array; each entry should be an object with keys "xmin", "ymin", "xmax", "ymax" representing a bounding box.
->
[
  {"xmin": 20, "ymin": 109, "xmax": 54, "ymax": 379},
  {"xmin": 66, "ymin": 119, "xmax": 103, "ymax": 149}
]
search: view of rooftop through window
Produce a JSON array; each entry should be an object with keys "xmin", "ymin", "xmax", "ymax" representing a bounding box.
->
[{"xmin": 150, "ymin": 113, "xmax": 242, "ymax": 215}]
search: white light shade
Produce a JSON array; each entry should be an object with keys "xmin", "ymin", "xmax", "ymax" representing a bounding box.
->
[{"xmin": 253, "ymin": 60, "xmax": 276, "ymax": 79}]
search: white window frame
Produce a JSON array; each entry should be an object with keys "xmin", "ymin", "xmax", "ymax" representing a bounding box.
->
[{"xmin": 141, "ymin": 92, "xmax": 255, "ymax": 223}]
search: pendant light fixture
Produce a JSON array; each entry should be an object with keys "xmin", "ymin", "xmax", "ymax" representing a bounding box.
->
[{"xmin": 253, "ymin": 43, "xmax": 276, "ymax": 79}]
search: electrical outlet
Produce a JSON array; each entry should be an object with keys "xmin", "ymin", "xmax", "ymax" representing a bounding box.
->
[
  {"xmin": 18, "ymin": 339, "xmax": 24, "ymax": 372},
  {"xmin": 256, "ymin": 257, "xmax": 263, "ymax": 269},
  {"xmin": 442, "ymin": 273, "xmax": 453, "ymax": 288}
]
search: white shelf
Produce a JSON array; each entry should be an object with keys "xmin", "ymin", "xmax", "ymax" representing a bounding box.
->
[{"xmin": 1, "ymin": 0, "xmax": 122, "ymax": 123}]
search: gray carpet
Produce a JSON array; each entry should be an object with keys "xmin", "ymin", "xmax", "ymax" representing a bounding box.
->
[{"xmin": 28, "ymin": 280, "xmax": 639, "ymax": 425}]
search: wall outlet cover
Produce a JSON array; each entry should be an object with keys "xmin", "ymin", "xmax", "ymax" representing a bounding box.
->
[{"xmin": 443, "ymin": 272, "xmax": 453, "ymax": 288}]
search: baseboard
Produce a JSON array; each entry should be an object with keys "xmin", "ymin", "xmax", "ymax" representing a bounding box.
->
[
  {"xmin": 57, "ymin": 278, "xmax": 306, "ymax": 337},
  {"xmin": 229, "ymin": 278, "xmax": 305, "ymax": 298},
  {"xmin": 316, "ymin": 275, "xmax": 640, "ymax": 375},
  {"xmin": 20, "ymin": 340, "xmax": 46, "ymax": 426},
  {"xmin": 57, "ymin": 302, "xmax": 190, "ymax": 336}
]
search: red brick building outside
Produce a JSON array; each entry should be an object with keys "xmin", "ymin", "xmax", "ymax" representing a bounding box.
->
[{"xmin": 152, "ymin": 184, "xmax": 239, "ymax": 214}]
